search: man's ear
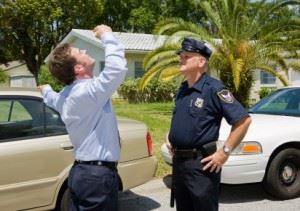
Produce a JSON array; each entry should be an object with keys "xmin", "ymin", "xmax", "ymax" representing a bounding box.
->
[
  {"xmin": 197, "ymin": 57, "xmax": 206, "ymax": 68},
  {"xmin": 74, "ymin": 64, "xmax": 85, "ymax": 75}
]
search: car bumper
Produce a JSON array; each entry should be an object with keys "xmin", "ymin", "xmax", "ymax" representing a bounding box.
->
[
  {"xmin": 161, "ymin": 144, "xmax": 172, "ymax": 165},
  {"xmin": 221, "ymin": 154, "xmax": 269, "ymax": 184},
  {"xmin": 160, "ymin": 143, "xmax": 269, "ymax": 184},
  {"xmin": 118, "ymin": 156, "xmax": 158, "ymax": 191}
]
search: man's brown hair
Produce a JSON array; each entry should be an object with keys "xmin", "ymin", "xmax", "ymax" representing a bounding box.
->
[{"xmin": 48, "ymin": 43, "xmax": 76, "ymax": 85}]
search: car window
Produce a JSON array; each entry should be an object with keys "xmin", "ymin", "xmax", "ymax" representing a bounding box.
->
[
  {"xmin": 45, "ymin": 106, "xmax": 67, "ymax": 136},
  {"xmin": 0, "ymin": 98, "xmax": 67, "ymax": 142},
  {"xmin": 0, "ymin": 100, "xmax": 31, "ymax": 122},
  {"xmin": 250, "ymin": 88, "xmax": 300, "ymax": 116}
]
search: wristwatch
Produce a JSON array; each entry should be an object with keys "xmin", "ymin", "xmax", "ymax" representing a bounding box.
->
[{"xmin": 222, "ymin": 145, "xmax": 232, "ymax": 156}]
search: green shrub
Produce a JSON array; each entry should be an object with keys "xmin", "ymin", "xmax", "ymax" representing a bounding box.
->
[
  {"xmin": 38, "ymin": 65, "xmax": 63, "ymax": 92},
  {"xmin": 118, "ymin": 78, "xmax": 177, "ymax": 103},
  {"xmin": 0, "ymin": 68, "xmax": 8, "ymax": 83},
  {"xmin": 258, "ymin": 87, "xmax": 274, "ymax": 99}
]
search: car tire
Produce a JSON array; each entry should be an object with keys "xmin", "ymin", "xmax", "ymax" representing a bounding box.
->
[
  {"xmin": 55, "ymin": 187, "xmax": 70, "ymax": 211},
  {"xmin": 263, "ymin": 148, "xmax": 300, "ymax": 199}
]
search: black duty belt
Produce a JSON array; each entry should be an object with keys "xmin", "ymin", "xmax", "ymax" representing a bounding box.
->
[
  {"xmin": 74, "ymin": 160, "xmax": 118, "ymax": 170},
  {"xmin": 173, "ymin": 141, "xmax": 217, "ymax": 159},
  {"xmin": 173, "ymin": 148, "xmax": 205, "ymax": 159}
]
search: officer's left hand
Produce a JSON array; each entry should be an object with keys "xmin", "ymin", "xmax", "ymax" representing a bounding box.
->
[{"xmin": 201, "ymin": 149, "xmax": 229, "ymax": 173}]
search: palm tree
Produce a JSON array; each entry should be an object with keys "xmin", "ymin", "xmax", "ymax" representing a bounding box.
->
[{"xmin": 140, "ymin": 0, "xmax": 300, "ymax": 107}]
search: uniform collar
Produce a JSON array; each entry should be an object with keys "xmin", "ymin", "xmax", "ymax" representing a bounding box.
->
[{"xmin": 182, "ymin": 73, "xmax": 208, "ymax": 92}]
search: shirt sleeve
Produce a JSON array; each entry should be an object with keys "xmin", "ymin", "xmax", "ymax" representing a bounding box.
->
[
  {"xmin": 41, "ymin": 85, "xmax": 59, "ymax": 111},
  {"xmin": 88, "ymin": 32, "xmax": 128, "ymax": 105},
  {"xmin": 212, "ymin": 86, "xmax": 249, "ymax": 125}
]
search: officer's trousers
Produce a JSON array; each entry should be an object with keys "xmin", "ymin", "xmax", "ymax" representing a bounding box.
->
[
  {"xmin": 173, "ymin": 155, "xmax": 221, "ymax": 211},
  {"xmin": 68, "ymin": 162, "xmax": 119, "ymax": 211}
]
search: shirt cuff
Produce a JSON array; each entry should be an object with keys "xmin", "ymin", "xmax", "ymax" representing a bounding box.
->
[
  {"xmin": 41, "ymin": 85, "xmax": 53, "ymax": 96},
  {"xmin": 100, "ymin": 32, "xmax": 116, "ymax": 44}
]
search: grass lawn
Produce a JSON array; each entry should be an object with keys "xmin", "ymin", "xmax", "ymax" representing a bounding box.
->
[{"xmin": 113, "ymin": 99, "xmax": 173, "ymax": 178}]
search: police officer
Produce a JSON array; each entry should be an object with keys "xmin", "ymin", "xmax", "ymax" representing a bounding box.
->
[{"xmin": 166, "ymin": 37, "xmax": 252, "ymax": 211}]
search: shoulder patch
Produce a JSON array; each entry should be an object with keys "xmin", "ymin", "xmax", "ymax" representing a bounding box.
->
[{"xmin": 217, "ymin": 89, "xmax": 234, "ymax": 103}]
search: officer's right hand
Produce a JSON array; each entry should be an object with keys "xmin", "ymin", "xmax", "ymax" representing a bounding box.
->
[
  {"xmin": 201, "ymin": 149, "xmax": 229, "ymax": 173},
  {"xmin": 93, "ymin": 24, "xmax": 112, "ymax": 39},
  {"xmin": 165, "ymin": 133, "xmax": 174, "ymax": 156}
]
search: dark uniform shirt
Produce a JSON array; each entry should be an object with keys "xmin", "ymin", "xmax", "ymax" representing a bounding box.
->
[{"xmin": 169, "ymin": 73, "xmax": 249, "ymax": 149}]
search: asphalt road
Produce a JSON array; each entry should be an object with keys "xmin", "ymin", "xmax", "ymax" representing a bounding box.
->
[{"xmin": 118, "ymin": 175, "xmax": 300, "ymax": 211}]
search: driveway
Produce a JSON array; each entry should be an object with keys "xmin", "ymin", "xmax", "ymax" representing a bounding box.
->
[{"xmin": 118, "ymin": 175, "xmax": 300, "ymax": 211}]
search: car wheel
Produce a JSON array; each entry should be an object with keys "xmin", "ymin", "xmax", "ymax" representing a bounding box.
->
[
  {"xmin": 263, "ymin": 148, "xmax": 300, "ymax": 199},
  {"xmin": 56, "ymin": 187, "xmax": 71, "ymax": 211}
]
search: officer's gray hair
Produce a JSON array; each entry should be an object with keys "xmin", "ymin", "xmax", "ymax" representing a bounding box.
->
[{"xmin": 203, "ymin": 59, "xmax": 209, "ymax": 72}]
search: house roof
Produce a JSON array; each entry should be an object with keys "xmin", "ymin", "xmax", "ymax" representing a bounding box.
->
[
  {"xmin": 62, "ymin": 29, "xmax": 167, "ymax": 51},
  {"xmin": 0, "ymin": 61, "xmax": 25, "ymax": 71}
]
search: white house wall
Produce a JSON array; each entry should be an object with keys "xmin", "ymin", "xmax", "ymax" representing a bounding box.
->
[
  {"xmin": 125, "ymin": 53, "xmax": 146, "ymax": 79},
  {"xmin": 0, "ymin": 62, "xmax": 36, "ymax": 88},
  {"xmin": 290, "ymin": 69, "xmax": 300, "ymax": 85}
]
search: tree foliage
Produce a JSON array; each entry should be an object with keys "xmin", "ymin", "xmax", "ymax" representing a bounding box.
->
[
  {"xmin": 0, "ymin": 0, "xmax": 209, "ymax": 86},
  {"xmin": 98, "ymin": 0, "xmax": 208, "ymax": 33},
  {"xmin": 38, "ymin": 65, "xmax": 63, "ymax": 92},
  {"xmin": 140, "ymin": 0, "xmax": 300, "ymax": 107},
  {"xmin": 0, "ymin": 68, "xmax": 8, "ymax": 83},
  {"xmin": 0, "ymin": 0, "xmax": 104, "ymax": 83}
]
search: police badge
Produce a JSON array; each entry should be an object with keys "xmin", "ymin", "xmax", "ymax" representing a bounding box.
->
[{"xmin": 194, "ymin": 98, "xmax": 204, "ymax": 108}]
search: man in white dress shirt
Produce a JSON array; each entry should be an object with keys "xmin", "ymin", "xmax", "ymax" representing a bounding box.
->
[{"xmin": 38, "ymin": 24, "xmax": 127, "ymax": 211}]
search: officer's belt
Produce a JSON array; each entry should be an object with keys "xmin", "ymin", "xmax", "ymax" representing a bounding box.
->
[
  {"xmin": 173, "ymin": 148, "xmax": 204, "ymax": 159},
  {"xmin": 173, "ymin": 141, "xmax": 217, "ymax": 159}
]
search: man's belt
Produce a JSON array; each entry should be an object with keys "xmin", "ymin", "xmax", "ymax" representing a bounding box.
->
[{"xmin": 74, "ymin": 160, "xmax": 118, "ymax": 170}]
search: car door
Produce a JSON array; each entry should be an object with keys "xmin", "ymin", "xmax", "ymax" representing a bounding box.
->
[{"xmin": 0, "ymin": 96, "xmax": 73, "ymax": 210}]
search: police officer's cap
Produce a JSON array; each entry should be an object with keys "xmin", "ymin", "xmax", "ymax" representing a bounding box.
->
[{"xmin": 177, "ymin": 37, "xmax": 212, "ymax": 59}]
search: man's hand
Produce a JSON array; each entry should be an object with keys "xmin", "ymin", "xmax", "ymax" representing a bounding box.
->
[
  {"xmin": 93, "ymin": 24, "xmax": 112, "ymax": 39},
  {"xmin": 165, "ymin": 133, "xmax": 174, "ymax": 156},
  {"xmin": 37, "ymin": 84, "xmax": 48, "ymax": 92},
  {"xmin": 200, "ymin": 149, "xmax": 229, "ymax": 173}
]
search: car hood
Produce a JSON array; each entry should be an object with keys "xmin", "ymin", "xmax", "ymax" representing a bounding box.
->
[
  {"xmin": 219, "ymin": 113, "xmax": 300, "ymax": 142},
  {"xmin": 117, "ymin": 117, "xmax": 147, "ymax": 132}
]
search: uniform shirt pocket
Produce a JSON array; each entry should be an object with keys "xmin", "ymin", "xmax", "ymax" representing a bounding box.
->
[{"xmin": 188, "ymin": 106, "xmax": 207, "ymax": 119}]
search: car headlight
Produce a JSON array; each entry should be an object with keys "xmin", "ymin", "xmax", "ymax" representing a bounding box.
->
[{"xmin": 217, "ymin": 141, "xmax": 262, "ymax": 155}]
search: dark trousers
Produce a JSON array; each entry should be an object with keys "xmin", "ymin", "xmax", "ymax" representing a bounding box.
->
[
  {"xmin": 173, "ymin": 155, "xmax": 221, "ymax": 211},
  {"xmin": 68, "ymin": 163, "xmax": 119, "ymax": 211}
]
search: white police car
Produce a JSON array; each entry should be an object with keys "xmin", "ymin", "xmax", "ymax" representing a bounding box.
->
[{"xmin": 161, "ymin": 86, "xmax": 300, "ymax": 199}]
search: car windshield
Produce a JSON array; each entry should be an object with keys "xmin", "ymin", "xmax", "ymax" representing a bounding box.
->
[{"xmin": 249, "ymin": 88, "xmax": 300, "ymax": 117}]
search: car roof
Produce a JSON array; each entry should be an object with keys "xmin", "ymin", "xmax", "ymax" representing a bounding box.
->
[{"xmin": 0, "ymin": 87, "xmax": 42, "ymax": 98}]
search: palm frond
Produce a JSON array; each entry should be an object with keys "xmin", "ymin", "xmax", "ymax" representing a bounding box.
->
[
  {"xmin": 229, "ymin": 54, "xmax": 244, "ymax": 90},
  {"xmin": 143, "ymin": 44, "xmax": 179, "ymax": 70},
  {"xmin": 138, "ymin": 66, "xmax": 162, "ymax": 91},
  {"xmin": 158, "ymin": 66, "xmax": 180, "ymax": 81},
  {"xmin": 259, "ymin": 0, "xmax": 300, "ymax": 26},
  {"xmin": 140, "ymin": 57, "xmax": 179, "ymax": 90},
  {"xmin": 200, "ymin": 1, "xmax": 222, "ymax": 32}
]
